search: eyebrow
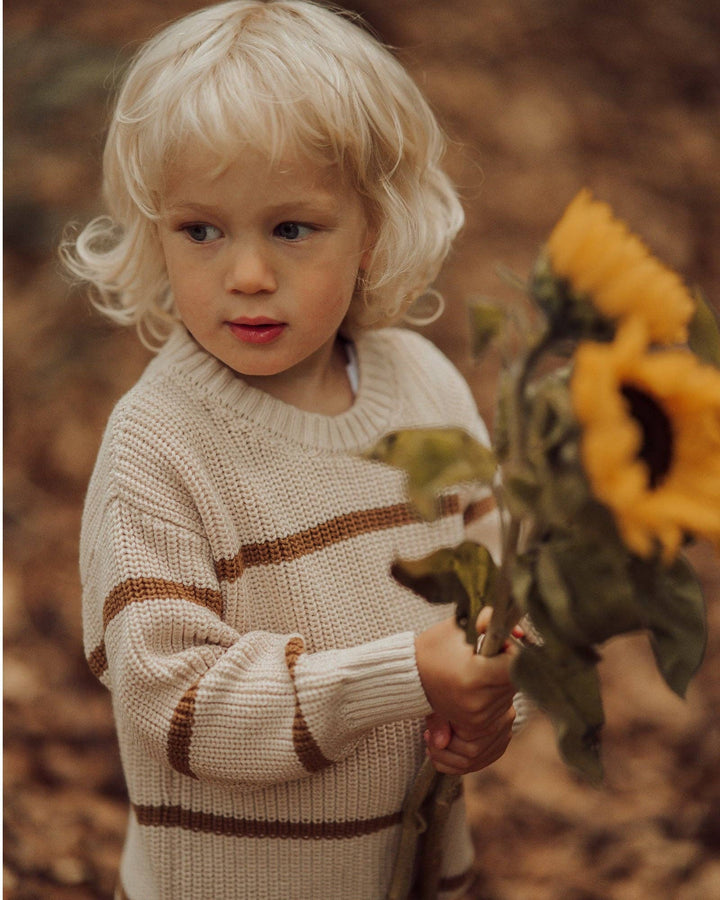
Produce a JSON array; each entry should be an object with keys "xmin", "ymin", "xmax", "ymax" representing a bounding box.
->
[
  {"xmin": 163, "ymin": 195, "xmax": 342, "ymax": 220},
  {"xmin": 271, "ymin": 197, "xmax": 340, "ymax": 216},
  {"xmin": 162, "ymin": 202, "xmax": 219, "ymax": 218}
]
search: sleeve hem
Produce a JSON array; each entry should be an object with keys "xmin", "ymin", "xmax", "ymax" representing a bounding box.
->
[{"xmin": 294, "ymin": 631, "xmax": 432, "ymax": 735}]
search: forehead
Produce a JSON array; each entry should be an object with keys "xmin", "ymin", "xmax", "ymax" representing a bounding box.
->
[{"xmin": 160, "ymin": 144, "xmax": 361, "ymax": 213}]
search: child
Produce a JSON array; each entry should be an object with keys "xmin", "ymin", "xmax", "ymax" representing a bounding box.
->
[{"xmin": 65, "ymin": 2, "xmax": 518, "ymax": 898}]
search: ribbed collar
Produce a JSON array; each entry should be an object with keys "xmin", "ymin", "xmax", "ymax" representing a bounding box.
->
[{"xmin": 153, "ymin": 327, "xmax": 399, "ymax": 453}]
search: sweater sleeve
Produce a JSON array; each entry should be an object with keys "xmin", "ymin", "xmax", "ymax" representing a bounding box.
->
[
  {"xmin": 388, "ymin": 329, "xmax": 503, "ymax": 555},
  {"xmin": 81, "ymin": 467, "xmax": 432, "ymax": 789}
]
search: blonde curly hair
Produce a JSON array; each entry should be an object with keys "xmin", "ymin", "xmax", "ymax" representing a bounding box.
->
[{"xmin": 62, "ymin": 0, "xmax": 464, "ymax": 346}]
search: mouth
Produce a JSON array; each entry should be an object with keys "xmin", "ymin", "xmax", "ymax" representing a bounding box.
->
[{"xmin": 227, "ymin": 318, "xmax": 287, "ymax": 345}]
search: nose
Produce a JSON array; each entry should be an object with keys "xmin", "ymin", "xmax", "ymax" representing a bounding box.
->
[{"xmin": 224, "ymin": 240, "xmax": 278, "ymax": 295}]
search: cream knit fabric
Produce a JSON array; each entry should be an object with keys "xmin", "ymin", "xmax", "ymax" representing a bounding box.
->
[{"xmin": 81, "ymin": 326, "xmax": 502, "ymax": 900}]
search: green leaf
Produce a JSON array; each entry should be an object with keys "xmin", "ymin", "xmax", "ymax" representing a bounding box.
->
[
  {"xmin": 510, "ymin": 551, "xmax": 536, "ymax": 617},
  {"xmin": 468, "ymin": 301, "xmax": 505, "ymax": 359},
  {"xmin": 364, "ymin": 428, "xmax": 497, "ymax": 520},
  {"xmin": 539, "ymin": 528, "xmax": 644, "ymax": 647},
  {"xmin": 493, "ymin": 371, "xmax": 514, "ymax": 462},
  {"xmin": 508, "ymin": 368, "xmax": 592, "ymax": 528},
  {"xmin": 630, "ymin": 555, "xmax": 707, "ymax": 697},
  {"xmin": 530, "ymin": 251, "xmax": 615, "ymax": 343},
  {"xmin": 392, "ymin": 542, "xmax": 497, "ymax": 645},
  {"xmin": 535, "ymin": 543, "xmax": 583, "ymax": 645},
  {"xmin": 502, "ymin": 463, "xmax": 542, "ymax": 518},
  {"xmin": 687, "ymin": 288, "xmax": 720, "ymax": 369},
  {"xmin": 512, "ymin": 640, "xmax": 604, "ymax": 784}
]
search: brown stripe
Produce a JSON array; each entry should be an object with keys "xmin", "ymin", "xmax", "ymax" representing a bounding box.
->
[
  {"xmin": 215, "ymin": 496, "xmax": 461, "ymax": 582},
  {"xmin": 285, "ymin": 636, "xmax": 305, "ymax": 672},
  {"xmin": 132, "ymin": 802, "xmax": 402, "ymax": 839},
  {"xmin": 167, "ymin": 681, "xmax": 201, "ymax": 779},
  {"xmin": 114, "ymin": 881, "xmax": 130, "ymax": 900},
  {"xmin": 439, "ymin": 867, "xmax": 472, "ymax": 893},
  {"xmin": 462, "ymin": 494, "xmax": 496, "ymax": 525},
  {"xmin": 89, "ymin": 578, "xmax": 224, "ymax": 682},
  {"xmin": 285, "ymin": 638, "xmax": 333, "ymax": 773},
  {"xmin": 103, "ymin": 577, "xmax": 224, "ymax": 629},
  {"xmin": 87, "ymin": 641, "xmax": 108, "ymax": 679}
]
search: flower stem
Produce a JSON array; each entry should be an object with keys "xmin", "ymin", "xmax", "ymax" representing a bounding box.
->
[
  {"xmin": 482, "ymin": 330, "xmax": 552, "ymax": 657},
  {"xmin": 386, "ymin": 760, "xmax": 439, "ymax": 900},
  {"xmin": 513, "ymin": 327, "xmax": 555, "ymax": 452},
  {"xmin": 388, "ymin": 330, "xmax": 555, "ymax": 899},
  {"xmin": 419, "ymin": 774, "xmax": 463, "ymax": 900},
  {"xmin": 481, "ymin": 515, "xmax": 523, "ymax": 658}
]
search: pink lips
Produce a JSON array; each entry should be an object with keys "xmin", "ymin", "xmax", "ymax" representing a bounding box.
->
[{"xmin": 227, "ymin": 317, "xmax": 286, "ymax": 345}]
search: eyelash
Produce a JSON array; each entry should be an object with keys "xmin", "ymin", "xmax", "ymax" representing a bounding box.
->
[
  {"xmin": 180, "ymin": 221, "xmax": 317, "ymax": 244},
  {"xmin": 274, "ymin": 222, "xmax": 316, "ymax": 241},
  {"xmin": 181, "ymin": 223, "xmax": 222, "ymax": 243}
]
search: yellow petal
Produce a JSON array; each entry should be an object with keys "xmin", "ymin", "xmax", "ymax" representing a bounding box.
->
[
  {"xmin": 547, "ymin": 190, "xmax": 695, "ymax": 344},
  {"xmin": 571, "ymin": 323, "xmax": 720, "ymax": 559}
]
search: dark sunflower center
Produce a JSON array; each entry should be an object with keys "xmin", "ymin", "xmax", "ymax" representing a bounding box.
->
[{"xmin": 620, "ymin": 385, "xmax": 674, "ymax": 489}]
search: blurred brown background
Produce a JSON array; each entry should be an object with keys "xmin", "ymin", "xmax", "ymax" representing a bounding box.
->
[{"xmin": 4, "ymin": 1, "xmax": 720, "ymax": 897}]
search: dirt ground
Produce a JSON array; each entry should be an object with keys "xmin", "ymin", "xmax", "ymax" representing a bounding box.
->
[{"xmin": 4, "ymin": 0, "xmax": 720, "ymax": 897}]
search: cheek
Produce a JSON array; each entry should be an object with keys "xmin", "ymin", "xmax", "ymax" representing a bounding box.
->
[
  {"xmin": 164, "ymin": 256, "xmax": 204, "ymax": 303},
  {"xmin": 162, "ymin": 261, "xmax": 206, "ymax": 328},
  {"xmin": 160, "ymin": 236, "xmax": 196, "ymax": 285},
  {"xmin": 316, "ymin": 251, "xmax": 363, "ymax": 300},
  {"xmin": 318, "ymin": 272, "xmax": 359, "ymax": 320}
]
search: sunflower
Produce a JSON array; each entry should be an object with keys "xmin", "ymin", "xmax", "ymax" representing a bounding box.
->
[
  {"xmin": 547, "ymin": 189, "xmax": 696, "ymax": 345},
  {"xmin": 571, "ymin": 317, "xmax": 720, "ymax": 560}
]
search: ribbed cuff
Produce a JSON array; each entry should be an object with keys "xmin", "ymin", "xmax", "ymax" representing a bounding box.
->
[{"xmin": 295, "ymin": 631, "xmax": 432, "ymax": 734}]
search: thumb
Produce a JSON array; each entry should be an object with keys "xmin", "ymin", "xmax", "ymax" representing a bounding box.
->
[
  {"xmin": 475, "ymin": 605, "xmax": 493, "ymax": 635},
  {"xmin": 424, "ymin": 712, "xmax": 452, "ymax": 750}
]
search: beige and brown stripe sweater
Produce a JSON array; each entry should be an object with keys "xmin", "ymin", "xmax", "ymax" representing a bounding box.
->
[{"xmin": 81, "ymin": 325, "xmax": 502, "ymax": 899}]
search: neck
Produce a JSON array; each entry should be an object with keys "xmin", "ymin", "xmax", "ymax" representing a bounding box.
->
[{"xmin": 240, "ymin": 339, "xmax": 354, "ymax": 415}]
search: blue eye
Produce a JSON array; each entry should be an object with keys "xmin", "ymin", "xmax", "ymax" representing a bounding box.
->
[
  {"xmin": 275, "ymin": 222, "xmax": 313, "ymax": 241},
  {"xmin": 183, "ymin": 223, "xmax": 222, "ymax": 243}
]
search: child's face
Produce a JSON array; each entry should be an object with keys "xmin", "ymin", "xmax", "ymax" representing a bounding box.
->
[{"xmin": 157, "ymin": 147, "xmax": 372, "ymax": 403}]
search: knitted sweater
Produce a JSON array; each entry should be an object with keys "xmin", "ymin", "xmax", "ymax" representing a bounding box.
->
[{"xmin": 81, "ymin": 326, "xmax": 502, "ymax": 900}]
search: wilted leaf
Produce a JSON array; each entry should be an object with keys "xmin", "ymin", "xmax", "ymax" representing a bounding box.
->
[
  {"xmin": 392, "ymin": 542, "xmax": 497, "ymax": 645},
  {"xmin": 469, "ymin": 301, "xmax": 505, "ymax": 359},
  {"xmin": 364, "ymin": 428, "xmax": 496, "ymax": 520},
  {"xmin": 392, "ymin": 551, "xmax": 467, "ymax": 609},
  {"xmin": 687, "ymin": 288, "xmax": 720, "ymax": 369},
  {"xmin": 512, "ymin": 640, "xmax": 604, "ymax": 784},
  {"xmin": 631, "ymin": 555, "xmax": 707, "ymax": 697},
  {"xmin": 450, "ymin": 542, "xmax": 498, "ymax": 643}
]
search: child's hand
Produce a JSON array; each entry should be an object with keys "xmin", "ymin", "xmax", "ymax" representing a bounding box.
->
[
  {"xmin": 415, "ymin": 612, "xmax": 517, "ymax": 775},
  {"xmin": 422, "ymin": 708, "xmax": 514, "ymax": 775}
]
